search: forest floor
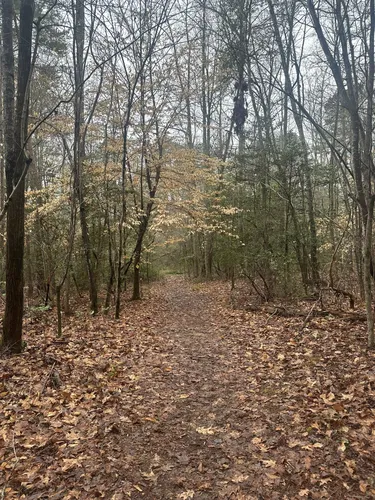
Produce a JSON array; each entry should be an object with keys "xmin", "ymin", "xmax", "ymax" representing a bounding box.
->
[{"xmin": 1, "ymin": 276, "xmax": 375, "ymax": 499}]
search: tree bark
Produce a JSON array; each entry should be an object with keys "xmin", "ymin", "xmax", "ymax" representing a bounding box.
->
[
  {"xmin": 73, "ymin": 0, "xmax": 98, "ymax": 315},
  {"xmin": 2, "ymin": 0, "xmax": 34, "ymax": 353}
]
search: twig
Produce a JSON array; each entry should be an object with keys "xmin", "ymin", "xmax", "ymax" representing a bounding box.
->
[
  {"xmin": 299, "ymin": 299, "xmax": 319, "ymax": 334},
  {"xmin": 40, "ymin": 361, "xmax": 57, "ymax": 396},
  {"xmin": 265, "ymin": 308, "xmax": 278, "ymax": 325},
  {"xmin": 0, "ymin": 432, "xmax": 19, "ymax": 500}
]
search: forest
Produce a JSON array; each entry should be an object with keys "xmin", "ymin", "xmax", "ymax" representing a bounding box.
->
[{"xmin": 1, "ymin": 0, "xmax": 375, "ymax": 498}]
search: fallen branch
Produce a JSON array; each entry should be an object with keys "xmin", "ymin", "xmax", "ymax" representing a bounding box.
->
[
  {"xmin": 300, "ymin": 299, "xmax": 319, "ymax": 334},
  {"xmin": 321, "ymin": 286, "xmax": 355, "ymax": 309},
  {"xmin": 248, "ymin": 304, "xmax": 366, "ymax": 321},
  {"xmin": 0, "ymin": 432, "xmax": 19, "ymax": 500},
  {"xmin": 40, "ymin": 361, "xmax": 57, "ymax": 396}
]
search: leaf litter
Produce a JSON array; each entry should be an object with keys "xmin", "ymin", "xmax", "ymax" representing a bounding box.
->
[{"xmin": 1, "ymin": 276, "xmax": 375, "ymax": 498}]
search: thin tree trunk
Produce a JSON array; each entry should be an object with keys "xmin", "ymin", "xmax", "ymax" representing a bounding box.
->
[
  {"xmin": 365, "ymin": 197, "xmax": 375, "ymax": 348},
  {"xmin": 132, "ymin": 204, "xmax": 155, "ymax": 300},
  {"xmin": 0, "ymin": 38, "xmax": 4, "ymax": 258},
  {"xmin": 64, "ymin": 271, "xmax": 71, "ymax": 315},
  {"xmin": 132, "ymin": 251, "xmax": 141, "ymax": 300},
  {"xmin": 56, "ymin": 285, "xmax": 62, "ymax": 337},
  {"xmin": 73, "ymin": 0, "xmax": 98, "ymax": 315}
]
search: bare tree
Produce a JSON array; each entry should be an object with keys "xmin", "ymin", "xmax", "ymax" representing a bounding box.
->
[
  {"xmin": 305, "ymin": 0, "xmax": 375, "ymax": 346},
  {"xmin": 72, "ymin": 0, "xmax": 99, "ymax": 315}
]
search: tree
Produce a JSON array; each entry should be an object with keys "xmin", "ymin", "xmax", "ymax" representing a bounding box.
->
[
  {"xmin": 72, "ymin": 0, "xmax": 99, "ymax": 315},
  {"xmin": 304, "ymin": 0, "xmax": 375, "ymax": 346},
  {"xmin": 1, "ymin": 0, "xmax": 35, "ymax": 353}
]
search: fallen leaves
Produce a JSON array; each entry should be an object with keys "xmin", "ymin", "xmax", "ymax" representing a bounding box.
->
[
  {"xmin": 262, "ymin": 459, "xmax": 277, "ymax": 468},
  {"xmin": 299, "ymin": 489, "xmax": 310, "ymax": 497},
  {"xmin": 0, "ymin": 278, "xmax": 374, "ymax": 499},
  {"xmin": 140, "ymin": 470, "xmax": 158, "ymax": 483},
  {"xmin": 231, "ymin": 473, "xmax": 249, "ymax": 483},
  {"xmin": 320, "ymin": 392, "xmax": 336, "ymax": 404},
  {"xmin": 359, "ymin": 481, "xmax": 368, "ymax": 493},
  {"xmin": 177, "ymin": 490, "xmax": 195, "ymax": 499},
  {"xmin": 195, "ymin": 426, "xmax": 216, "ymax": 435}
]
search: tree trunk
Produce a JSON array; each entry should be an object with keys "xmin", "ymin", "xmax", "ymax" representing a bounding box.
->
[
  {"xmin": 2, "ymin": 0, "xmax": 34, "ymax": 353},
  {"xmin": 132, "ymin": 217, "xmax": 150, "ymax": 300},
  {"xmin": 132, "ymin": 251, "xmax": 141, "ymax": 300},
  {"xmin": 56, "ymin": 285, "xmax": 62, "ymax": 337},
  {"xmin": 0, "ymin": 37, "xmax": 4, "ymax": 259},
  {"xmin": 73, "ymin": 0, "xmax": 98, "ymax": 315},
  {"xmin": 365, "ymin": 197, "xmax": 375, "ymax": 348},
  {"xmin": 64, "ymin": 272, "xmax": 71, "ymax": 315}
]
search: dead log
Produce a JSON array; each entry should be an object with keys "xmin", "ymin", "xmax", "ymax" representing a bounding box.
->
[{"xmin": 252, "ymin": 305, "xmax": 366, "ymax": 322}]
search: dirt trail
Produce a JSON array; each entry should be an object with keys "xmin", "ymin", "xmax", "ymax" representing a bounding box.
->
[
  {"xmin": 104, "ymin": 277, "xmax": 309, "ymax": 499},
  {"xmin": 1, "ymin": 276, "xmax": 374, "ymax": 499},
  {"xmin": 119, "ymin": 276, "xmax": 258, "ymax": 499}
]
